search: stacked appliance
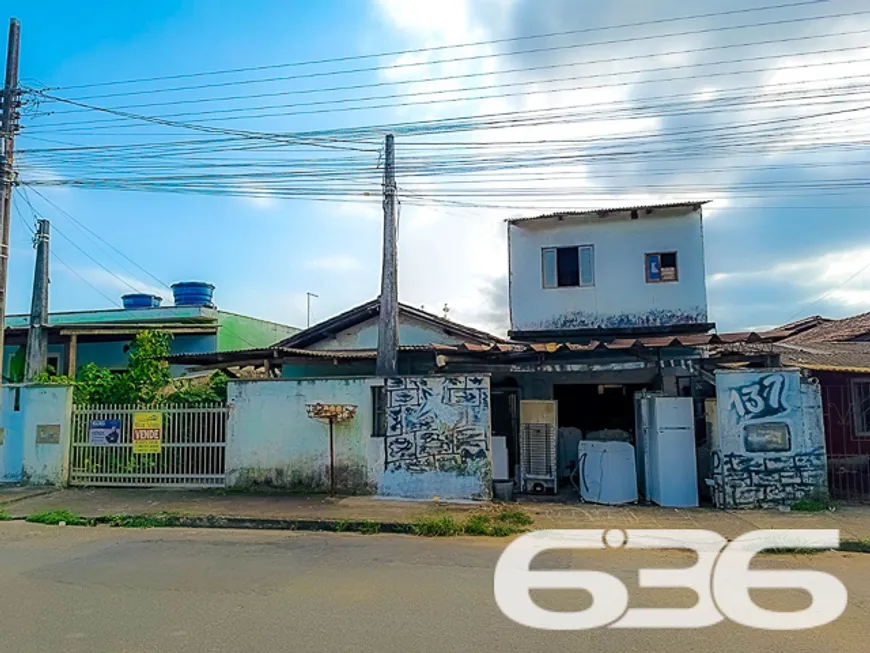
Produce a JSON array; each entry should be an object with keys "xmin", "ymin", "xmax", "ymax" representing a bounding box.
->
[
  {"xmin": 635, "ymin": 394, "xmax": 699, "ymax": 507},
  {"xmin": 519, "ymin": 400, "xmax": 558, "ymax": 493}
]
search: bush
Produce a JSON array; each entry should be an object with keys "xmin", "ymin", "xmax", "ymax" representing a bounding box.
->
[{"xmin": 0, "ymin": 509, "xmax": 12, "ymax": 521}]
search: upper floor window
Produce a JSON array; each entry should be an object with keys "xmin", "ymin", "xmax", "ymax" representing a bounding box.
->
[
  {"xmin": 542, "ymin": 245, "xmax": 594, "ymax": 288},
  {"xmin": 646, "ymin": 252, "xmax": 678, "ymax": 283}
]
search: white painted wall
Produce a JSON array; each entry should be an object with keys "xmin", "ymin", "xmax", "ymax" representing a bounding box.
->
[
  {"xmin": 227, "ymin": 378, "xmax": 378, "ymax": 492},
  {"xmin": 509, "ymin": 208, "xmax": 708, "ymax": 332},
  {"xmin": 307, "ymin": 314, "xmax": 469, "ymax": 350},
  {"xmin": 226, "ymin": 375, "xmax": 493, "ymax": 499},
  {"xmin": 711, "ymin": 369, "xmax": 827, "ymax": 508},
  {"xmin": 0, "ymin": 385, "xmax": 72, "ymax": 485}
]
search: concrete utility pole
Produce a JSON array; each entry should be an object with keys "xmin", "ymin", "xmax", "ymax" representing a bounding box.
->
[
  {"xmin": 25, "ymin": 219, "xmax": 49, "ymax": 380},
  {"xmin": 306, "ymin": 291, "xmax": 318, "ymax": 328},
  {"xmin": 376, "ymin": 134, "xmax": 398, "ymax": 377},
  {"xmin": 0, "ymin": 18, "xmax": 21, "ymax": 399}
]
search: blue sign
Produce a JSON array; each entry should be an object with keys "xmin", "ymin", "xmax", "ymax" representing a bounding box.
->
[
  {"xmin": 89, "ymin": 418, "xmax": 121, "ymax": 445},
  {"xmin": 647, "ymin": 254, "xmax": 661, "ymax": 281}
]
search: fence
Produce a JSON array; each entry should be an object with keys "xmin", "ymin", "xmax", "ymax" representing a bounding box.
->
[
  {"xmin": 818, "ymin": 378, "xmax": 870, "ymax": 502},
  {"xmin": 69, "ymin": 403, "xmax": 229, "ymax": 487}
]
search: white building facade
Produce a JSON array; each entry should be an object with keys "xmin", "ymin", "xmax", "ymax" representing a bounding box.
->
[{"xmin": 508, "ymin": 202, "xmax": 711, "ymax": 338}]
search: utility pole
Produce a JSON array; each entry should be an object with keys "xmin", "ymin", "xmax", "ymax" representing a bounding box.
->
[
  {"xmin": 376, "ymin": 134, "xmax": 398, "ymax": 377},
  {"xmin": 25, "ymin": 219, "xmax": 49, "ymax": 380},
  {"xmin": 0, "ymin": 18, "xmax": 21, "ymax": 401},
  {"xmin": 306, "ymin": 291, "xmax": 318, "ymax": 328}
]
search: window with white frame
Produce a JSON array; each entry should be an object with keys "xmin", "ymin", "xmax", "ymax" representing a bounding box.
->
[
  {"xmin": 852, "ymin": 379, "xmax": 870, "ymax": 437},
  {"xmin": 542, "ymin": 245, "xmax": 594, "ymax": 288}
]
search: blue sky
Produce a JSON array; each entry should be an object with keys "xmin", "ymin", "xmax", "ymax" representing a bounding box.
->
[{"xmin": 8, "ymin": 0, "xmax": 870, "ymax": 335}]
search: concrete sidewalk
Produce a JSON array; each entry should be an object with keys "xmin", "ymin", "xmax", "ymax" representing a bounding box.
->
[{"xmin": 2, "ymin": 487, "xmax": 869, "ymax": 540}]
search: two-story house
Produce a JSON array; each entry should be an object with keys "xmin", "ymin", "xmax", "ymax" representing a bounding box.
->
[{"xmin": 507, "ymin": 201, "xmax": 713, "ymax": 340}]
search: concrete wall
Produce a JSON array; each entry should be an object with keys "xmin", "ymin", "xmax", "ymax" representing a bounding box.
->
[
  {"xmin": 509, "ymin": 208, "xmax": 708, "ymax": 332},
  {"xmin": 227, "ymin": 377, "xmax": 378, "ymax": 493},
  {"xmin": 306, "ymin": 314, "xmax": 468, "ymax": 351},
  {"xmin": 379, "ymin": 376, "xmax": 492, "ymax": 500},
  {"xmin": 226, "ymin": 374, "xmax": 492, "ymax": 500},
  {"xmin": 0, "ymin": 385, "xmax": 72, "ymax": 485},
  {"xmin": 711, "ymin": 369, "xmax": 827, "ymax": 509}
]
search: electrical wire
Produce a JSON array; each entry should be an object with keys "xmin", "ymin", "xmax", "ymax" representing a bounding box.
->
[{"xmin": 49, "ymin": 0, "xmax": 827, "ymax": 91}]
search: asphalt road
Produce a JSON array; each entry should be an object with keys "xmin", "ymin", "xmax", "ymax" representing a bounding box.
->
[{"xmin": 0, "ymin": 522, "xmax": 866, "ymax": 652}]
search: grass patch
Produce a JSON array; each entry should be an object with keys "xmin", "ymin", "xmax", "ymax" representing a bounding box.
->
[
  {"xmin": 359, "ymin": 520, "xmax": 381, "ymax": 535},
  {"xmin": 103, "ymin": 513, "xmax": 176, "ymax": 528},
  {"xmin": 494, "ymin": 508, "xmax": 533, "ymax": 527},
  {"xmin": 790, "ymin": 491, "xmax": 832, "ymax": 512},
  {"xmin": 412, "ymin": 514, "xmax": 463, "ymax": 537},
  {"xmin": 333, "ymin": 519, "xmax": 350, "ymax": 532},
  {"xmin": 0, "ymin": 509, "xmax": 12, "ymax": 521},
  {"xmin": 25, "ymin": 509, "xmax": 90, "ymax": 526},
  {"xmin": 412, "ymin": 508, "xmax": 533, "ymax": 537},
  {"xmin": 840, "ymin": 539, "xmax": 870, "ymax": 553}
]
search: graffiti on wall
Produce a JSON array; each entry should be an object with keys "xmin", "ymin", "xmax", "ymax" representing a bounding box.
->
[
  {"xmin": 530, "ymin": 306, "xmax": 708, "ymax": 331},
  {"xmin": 713, "ymin": 370, "xmax": 827, "ymax": 509},
  {"xmin": 384, "ymin": 376, "xmax": 490, "ymax": 474},
  {"xmin": 727, "ymin": 373, "xmax": 788, "ymax": 422},
  {"xmin": 711, "ymin": 448, "xmax": 827, "ymax": 509}
]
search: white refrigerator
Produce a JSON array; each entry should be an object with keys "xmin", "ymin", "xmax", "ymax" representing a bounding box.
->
[{"xmin": 638, "ymin": 395, "xmax": 699, "ymax": 507}]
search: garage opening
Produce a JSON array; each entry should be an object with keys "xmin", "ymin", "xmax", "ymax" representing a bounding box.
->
[
  {"xmin": 554, "ymin": 383, "xmax": 647, "ymax": 437},
  {"xmin": 553, "ymin": 383, "xmax": 648, "ymax": 485}
]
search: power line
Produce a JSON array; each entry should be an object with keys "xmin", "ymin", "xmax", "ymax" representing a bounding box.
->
[
  {"xmin": 22, "ymin": 184, "xmax": 172, "ymax": 290},
  {"xmin": 17, "ymin": 187, "xmax": 147, "ymax": 294},
  {"xmin": 27, "ymin": 49, "xmax": 870, "ymax": 133},
  {"xmin": 43, "ymin": 24, "xmax": 869, "ymax": 117},
  {"xmin": 47, "ymin": 1, "xmax": 829, "ymax": 92},
  {"xmin": 12, "ymin": 197, "xmax": 123, "ymax": 308}
]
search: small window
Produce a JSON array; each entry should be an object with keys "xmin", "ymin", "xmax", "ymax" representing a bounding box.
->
[
  {"xmin": 372, "ymin": 386, "xmax": 387, "ymax": 437},
  {"xmin": 851, "ymin": 379, "xmax": 870, "ymax": 437},
  {"xmin": 646, "ymin": 252, "xmax": 678, "ymax": 283},
  {"xmin": 46, "ymin": 354, "xmax": 61, "ymax": 377},
  {"xmin": 744, "ymin": 422, "xmax": 791, "ymax": 452},
  {"xmin": 542, "ymin": 246, "xmax": 594, "ymax": 288}
]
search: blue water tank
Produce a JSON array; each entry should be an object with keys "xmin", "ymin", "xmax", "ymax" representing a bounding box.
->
[
  {"xmin": 171, "ymin": 281, "xmax": 215, "ymax": 307},
  {"xmin": 122, "ymin": 293, "xmax": 162, "ymax": 309}
]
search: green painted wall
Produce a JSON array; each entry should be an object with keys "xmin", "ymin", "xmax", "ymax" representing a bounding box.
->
[{"xmin": 216, "ymin": 311, "xmax": 299, "ymax": 351}]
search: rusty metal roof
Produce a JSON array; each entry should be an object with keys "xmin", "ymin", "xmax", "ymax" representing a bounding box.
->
[
  {"xmin": 164, "ymin": 331, "xmax": 772, "ymax": 366},
  {"xmin": 508, "ymin": 201, "xmax": 710, "ymax": 225}
]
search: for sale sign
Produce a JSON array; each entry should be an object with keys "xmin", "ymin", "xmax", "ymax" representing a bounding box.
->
[
  {"xmin": 89, "ymin": 418, "xmax": 121, "ymax": 445},
  {"xmin": 132, "ymin": 412, "xmax": 162, "ymax": 454}
]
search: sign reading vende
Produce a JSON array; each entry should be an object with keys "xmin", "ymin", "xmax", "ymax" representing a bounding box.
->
[{"xmin": 132, "ymin": 412, "xmax": 162, "ymax": 454}]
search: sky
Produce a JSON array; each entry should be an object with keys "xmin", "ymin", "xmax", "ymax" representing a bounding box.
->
[{"xmin": 7, "ymin": 0, "xmax": 870, "ymax": 336}]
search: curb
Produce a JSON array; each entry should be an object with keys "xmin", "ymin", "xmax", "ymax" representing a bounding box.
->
[{"xmin": 94, "ymin": 514, "xmax": 416, "ymax": 534}]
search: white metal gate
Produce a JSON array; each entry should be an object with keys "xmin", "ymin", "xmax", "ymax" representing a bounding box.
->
[{"xmin": 69, "ymin": 403, "xmax": 229, "ymax": 487}]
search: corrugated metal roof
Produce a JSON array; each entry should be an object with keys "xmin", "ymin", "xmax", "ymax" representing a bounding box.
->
[
  {"xmin": 776, "ymin": 342, "xmax": 870, "ymax": 372},
  {"xmin": 781, "ymin": 311, "xmax": 870, "ymax": 344},
  {"xmin": 164, "ymin": 331, "xmax": 771, "ymax": 366},
  {"xmin": 508, "ymin": 201, "xmax": 710, "ymax": 225}
]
